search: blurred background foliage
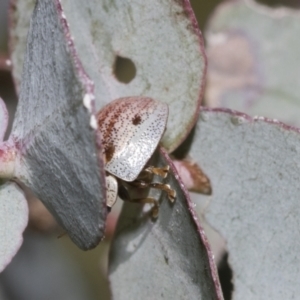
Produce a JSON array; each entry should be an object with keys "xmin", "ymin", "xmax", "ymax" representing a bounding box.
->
[{"xmin": 0, "ymin": 0, "xmax": 296, "ymax": 299}]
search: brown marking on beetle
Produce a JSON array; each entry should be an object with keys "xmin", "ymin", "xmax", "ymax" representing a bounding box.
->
[
  {"xmin": 97, "ymin": 99, "xmax": 151, "ymax": 148},
  {"xmin": 97, "ymin": 105, "xmax": 123, "ymax": 148},
  {"xmin": 132, "ymin": 114, "xmax": 142, "ymax": 125},
  {"xmin": 97, "ymin": 97, "xmax": 165, "ymax": 173},
  {"xmin": 104, "ymin": 142, "xmax": 115, "ymax": 163}
]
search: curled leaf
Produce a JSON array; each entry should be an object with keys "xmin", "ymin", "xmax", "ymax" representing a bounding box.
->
[{"xmin": 172, "ymin": 159, "xmax": 212, "ymax": 194}]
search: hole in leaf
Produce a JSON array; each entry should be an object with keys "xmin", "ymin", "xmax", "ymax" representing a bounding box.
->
[
  {"xmin": 255, "ymin": 0, "xmax": 300, "ymax": 8},
  {"xmin": 114, "ymin": 56, "xmax": 136, "ymax": 84},
  {"xmin": 218, "ymin": 252, "xmax": 234, "ymax": 300}
]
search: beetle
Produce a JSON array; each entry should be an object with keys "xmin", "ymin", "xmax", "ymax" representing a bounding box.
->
[{"xmin": 97, "ymin": 97, "xmax": 176, "ymax": 217}]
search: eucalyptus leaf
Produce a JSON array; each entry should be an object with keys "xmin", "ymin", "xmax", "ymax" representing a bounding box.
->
[
  {"xmin": 10, "ymin": 0, "xmax": 206, "ymax": 152},
  {"xmin": 189, "ymin": 108, "xmax": 300, "ymax": 299},
  {"xmin": 109, "ymin": 148, "xmax": 223, "ymax": 300},
  {"xmin": 205, "ymin": 0, "xmax": 300, "ymax": 125},
  {"xmin": 0, "ymin": 182, "xmax": 28, "ymax": 273},
  {"xmin": 10, "ymin": 0, "xmax": 106, "ymax": 250}
]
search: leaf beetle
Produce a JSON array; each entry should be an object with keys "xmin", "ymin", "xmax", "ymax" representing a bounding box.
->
[{"xmin": 97, "ymin": 97, "xmax": 176, "ymax": 217}]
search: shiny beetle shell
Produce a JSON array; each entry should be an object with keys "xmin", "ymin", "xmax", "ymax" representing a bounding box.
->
[{"xmin": 97, "ymin": 97, "xmax": 168, "ymax": 182}]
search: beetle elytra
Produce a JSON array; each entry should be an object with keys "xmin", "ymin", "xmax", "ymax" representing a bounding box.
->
[{"xmin": 97, "ymin": 97, "xmax": 176, "ymax": 217}]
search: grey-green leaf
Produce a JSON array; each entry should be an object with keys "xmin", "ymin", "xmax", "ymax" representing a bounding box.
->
[
  {"xmin": 109, "ymin": 148, "xmax": 223, "ymax": 300},
  {"xmin": 189, "ymin": 108, "xmax": 300, "ymax": 299},
  {"xmin": 10, "ymin": 0, "xmax": 206, "ymax": 152},
  {"xmin": 11, "ymin": 0, "xmax": 106, "ymax": 250},
  {"xmin": 0, "ymin": 181, "xmax": 28, "ymax": 272},
  {"xmin": 205, "ymin": 0, "xmax": 300, "ymax": 125}
]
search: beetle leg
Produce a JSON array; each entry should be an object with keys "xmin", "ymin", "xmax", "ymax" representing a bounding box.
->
[
  {"xmin": 129, "ymin": 181, "xmax": 176, "ymax": 203},
  {"xmin": 148, "ymin": 182, "xmax": 176, "ymax": 203},
  {"xmin": 144, "ymin": 165, "xmax": 170, "ymax": 178},
  {"xmin": 135, "ymin": 166, "xmax": 170, "ymax": 183}
]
